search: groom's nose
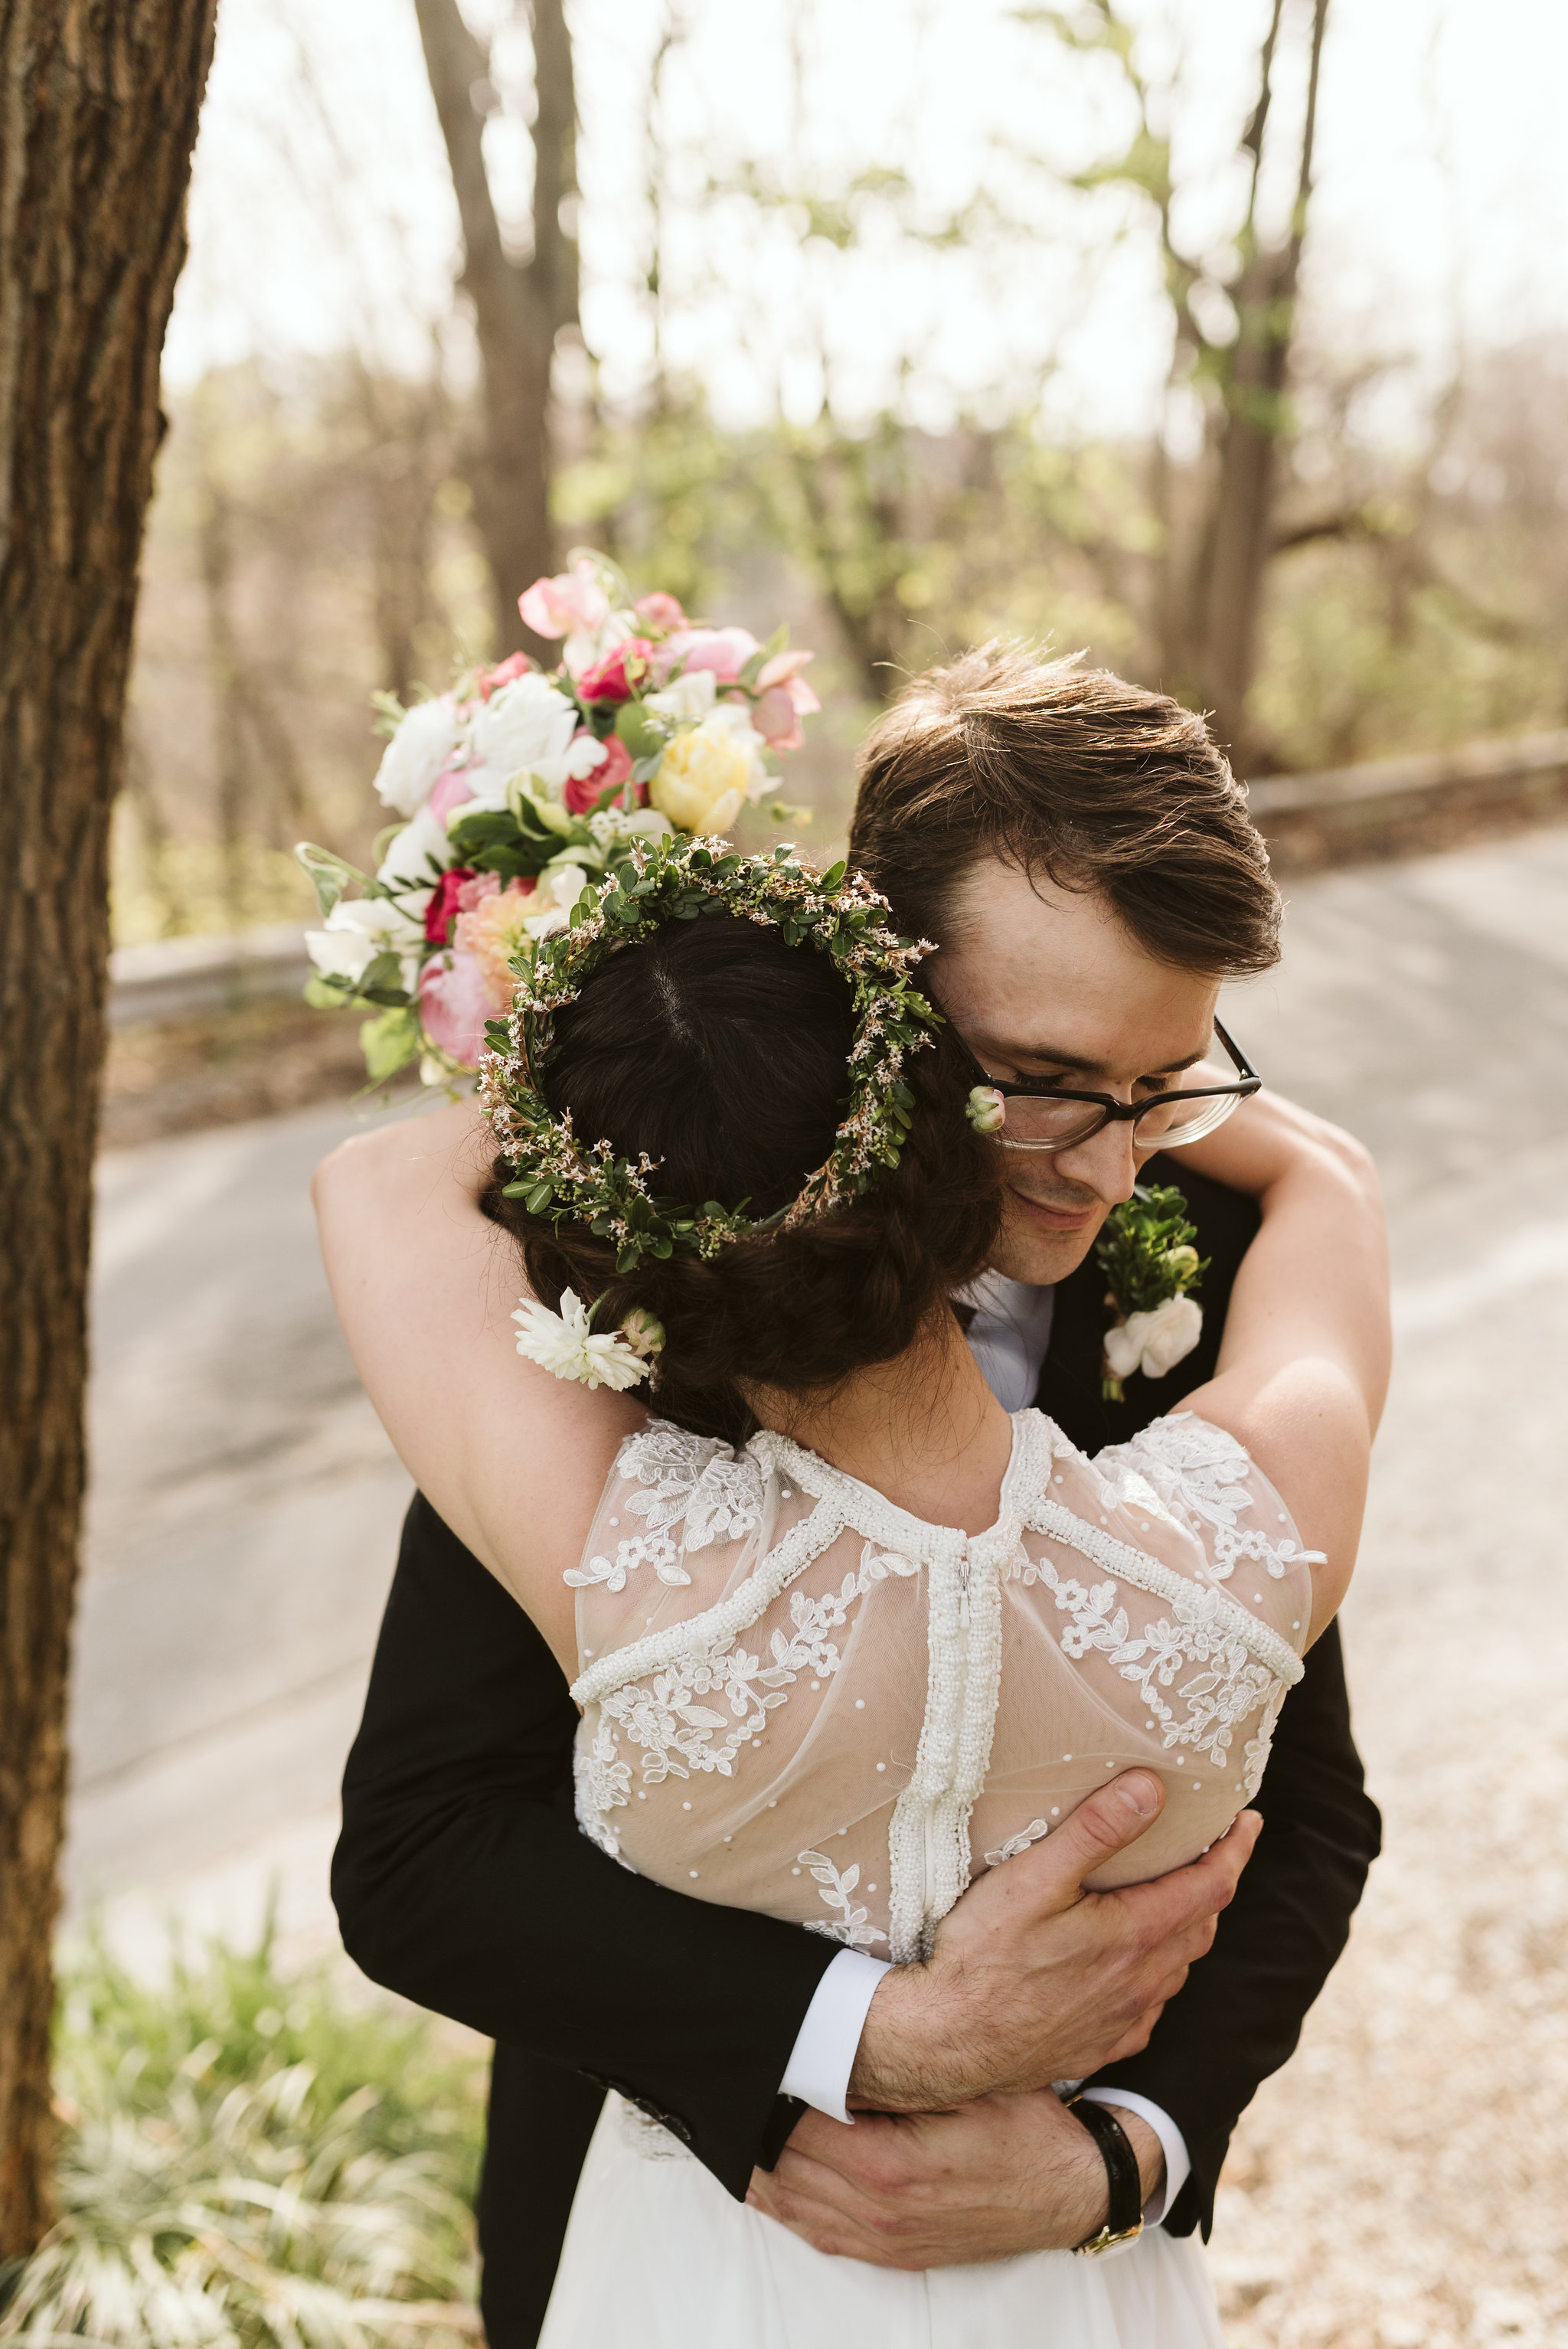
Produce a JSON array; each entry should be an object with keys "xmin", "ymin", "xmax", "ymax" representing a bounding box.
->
[{"xmin": 1051, "ymin": 1117, "xmax": 1144, "ymax": 1207}]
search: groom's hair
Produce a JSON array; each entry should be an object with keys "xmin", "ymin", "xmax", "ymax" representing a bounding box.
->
[{"xmin": 848, "ymin": 646, "xmax": 1281, "ymax": 975}]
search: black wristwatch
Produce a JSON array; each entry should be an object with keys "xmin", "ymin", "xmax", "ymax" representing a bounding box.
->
[{"xmin": 1068, "ymin": 2096, "xmax": 1146, "ymax": 2256}]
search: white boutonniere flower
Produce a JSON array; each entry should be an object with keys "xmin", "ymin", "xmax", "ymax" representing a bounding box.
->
[
  {"xmin": 1095, "ymin": 1188, "xmax": 1207, "ymax": 1403},
  {"xmin": 511, "ymin": 1288, "xmax": 658, "ymax": 1391}
]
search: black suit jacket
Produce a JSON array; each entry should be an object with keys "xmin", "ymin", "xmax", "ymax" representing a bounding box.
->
[{"xmin": 332, "ymin": 1156, "xmax": 1379, "ymax": 2341}]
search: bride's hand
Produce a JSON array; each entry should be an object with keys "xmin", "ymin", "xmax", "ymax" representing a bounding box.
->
[{"xmin": 847, "ymin": 1772, "xmax": 1259, "ymax": 2112}]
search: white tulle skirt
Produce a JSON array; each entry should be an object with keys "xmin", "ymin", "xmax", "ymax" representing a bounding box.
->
[{"xmin": 537, "ymin": 2096, "xmax": 1227, "ymax": 2349}]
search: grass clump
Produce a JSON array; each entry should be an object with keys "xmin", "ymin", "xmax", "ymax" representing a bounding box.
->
[{"xmin": 0, "ymin": 1918, "xmax": 485, "ymax": 2348}]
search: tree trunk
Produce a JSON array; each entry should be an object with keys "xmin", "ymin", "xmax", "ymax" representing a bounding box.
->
[
  {"xmin": 0, "ymin": 0, "xmax": 216, "ymax": 2257},
  {"xmin": 413, "ymin": 0, "xmax": 578, "ymax": 657},
  {"xmin": 1192, "ymin": 0, "xmax": 1329, "ymax": 766}
]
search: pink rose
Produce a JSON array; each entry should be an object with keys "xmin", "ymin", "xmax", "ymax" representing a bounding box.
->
[
  {"xmin": 634, "ymin": 590, "xmax": 686, "ymax": 632},
  {"xmin": 423, "ymin": 867, "xmax": 478, "ymax": 946},
  {"xmin": 577, "ymin": 639, "xmax": 654, "ymax": 703},
  {"xmin": 457, "ymin": 869, "xmax": 505, "ymax": 913},
  {"xmin": 750, "ymin": 652, "xmax": 820, "ymax": 750},
  {"xmin": 518, "ymin": 560, "xmax": 609, "ymax": 641},
  {"xmin": 417, "ymin": 949, "xmax": 495, "ymax": 1066},
  {"xmin": 480, "ymin": 650, "xmax": 532, "ymax": 699},
  {"xmin": 564, "ymin": 733, "xmax": 634, "ymax": 814},
  {"xmin": 670, "ymin": 626, "xmax": 760, "ymax": 683},
  {"xmin": 429, "ymin": 764, "xmax": 477, "ymax": 824}
]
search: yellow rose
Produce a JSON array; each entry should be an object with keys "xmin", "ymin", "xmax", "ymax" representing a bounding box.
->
[{"xmin": 648, "ymin": 718, "xmax": 752, "ymax": 835}]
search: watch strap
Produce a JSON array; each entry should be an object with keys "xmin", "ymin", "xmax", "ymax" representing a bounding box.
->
[{"xmin": 1068, "ymin": 2096, "xmax": 1145, "ymax": 2255}]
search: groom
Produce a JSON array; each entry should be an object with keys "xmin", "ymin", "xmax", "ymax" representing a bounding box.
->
[{"xmin": 330, "ymin": 649, "xmax": 1381, "ymax": 2341}]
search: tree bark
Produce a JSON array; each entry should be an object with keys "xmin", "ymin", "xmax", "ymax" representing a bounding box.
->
[
  {"xmin": 0, "ymin": 0, "xmax": 216, "ymax": 2256},
  {"xmin": 1193, "ymin": 0, "xmax": 1329, "ymax": 764},
  {"xmin": 413, "ymin": 0, "xmax": 578, "ymax": 656}
]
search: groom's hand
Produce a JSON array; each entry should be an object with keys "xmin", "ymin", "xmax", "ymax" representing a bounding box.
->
[
  {"xmin": 851, "ymin": 1771, "xmax": 1260, "ymax": 2110},
  {"xmin": 748, "ymin": 2089, "xmax": 1158, "ymax": 2266}
]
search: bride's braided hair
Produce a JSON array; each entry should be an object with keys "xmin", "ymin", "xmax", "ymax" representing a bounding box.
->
[{"xmin": 480, "ymin": 909, "xmax": 1002, "ymax": 1444}]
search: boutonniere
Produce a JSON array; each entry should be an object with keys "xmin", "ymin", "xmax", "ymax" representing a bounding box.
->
[{"xmin": 1095, "ymin": 1184, "xmax": 1208, "ymax": 1403}]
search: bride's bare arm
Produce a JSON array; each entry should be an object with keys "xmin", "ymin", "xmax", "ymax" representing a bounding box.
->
[
  {"xmin": 312, "ymin": 1103, "xmax": 639, "ymax": 1670},
  {"xmin": 1176, "ymin": 1093, "xmax": 1389, "ymax": 1642}
]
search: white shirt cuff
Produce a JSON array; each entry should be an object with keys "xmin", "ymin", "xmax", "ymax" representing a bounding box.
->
[
  {"xmin": 779, "ymin": 1948, "xmax": 890, "ymax": 2124},
  {"xmin": 1077, "ymin": 2088, "xmax": 1191, "ymax": 2225}
]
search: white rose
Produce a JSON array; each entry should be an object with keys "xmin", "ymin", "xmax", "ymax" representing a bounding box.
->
[
  {"xmin": 463, "ymin": 675, "xmax": 580, "ymax": 808},
  {"xmin": 306, "ymin": 895, "xmax": 424, "ymax": 990},
  {"xmin": 373, "ymin": 695, "xmax": 461, "ymax": 817},
  {"xmin": 645, "ymin": 668, "xmax": 717, "ymax": 725},
  {"xmin": 523, "ymin": 860, "xmax": 593, "ymax": 943},
  {"xmin": 377, "ymin": 801, "xmax": 455, "ymax": 894},
  {"xmin": 1103, "ymin": 1293, "xmax": 1204, "ymax": 1383}
]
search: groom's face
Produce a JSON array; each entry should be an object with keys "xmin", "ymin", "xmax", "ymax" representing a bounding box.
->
[{"xmin": 935, "ymin": 855, "xmax": 1223, "ymax": 1288}]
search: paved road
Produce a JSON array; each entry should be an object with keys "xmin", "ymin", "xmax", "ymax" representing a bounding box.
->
[{"xmin": 70, "ymin": 831, "xmax": 1568, "ymax": 2001}]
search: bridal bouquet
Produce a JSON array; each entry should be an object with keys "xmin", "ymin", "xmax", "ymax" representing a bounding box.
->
[
  {"xmin": 1096, "ymin": 1184, "xmax": 1209, "ymax": 1402},
  {"xmin": 296, "ymin": 550, "xmax": 819, "ymax": 1083}
]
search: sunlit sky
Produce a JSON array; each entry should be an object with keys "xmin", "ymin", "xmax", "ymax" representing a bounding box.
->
[{"xmin": 168, "ymin": 0, "xmax": 1568, "ymax": 444}]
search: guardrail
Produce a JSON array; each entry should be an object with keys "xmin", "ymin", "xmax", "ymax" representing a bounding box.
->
[
  {"xmin": 108, "ymin": 921, "xmax": 313, "ymax": 1028},
  {"xmin": 1250, "ymin": 727, "xmax": 1568, "ymax": 873},
  {"xmin": 106, "ymin": 730, "xmax": 1568, "ymax": 1025}
]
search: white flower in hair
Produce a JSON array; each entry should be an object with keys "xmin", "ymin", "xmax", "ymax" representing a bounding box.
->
[{"xmin": 511, "ymin": 1289, "xmax": 653, "ymax": 1391}]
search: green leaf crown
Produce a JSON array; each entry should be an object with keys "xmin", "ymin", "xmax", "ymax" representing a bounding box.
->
[{"xmin": 478, "ymin": 836, "xmax": 942, "ymax": 1273}]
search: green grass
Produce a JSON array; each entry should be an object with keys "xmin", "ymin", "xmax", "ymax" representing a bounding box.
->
[{"xmin": 0, "ymin": 1920, "xmax": 485, "ymax": 2348}]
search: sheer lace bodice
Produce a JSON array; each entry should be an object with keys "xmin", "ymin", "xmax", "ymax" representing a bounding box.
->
[{"xmin": 568, "ymin": 1409, "xmax": 1315, "ymax": 1962}]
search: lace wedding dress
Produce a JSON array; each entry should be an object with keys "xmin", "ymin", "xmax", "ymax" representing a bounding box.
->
[{"xmin": 538, "ymin": 1409, "xmax": 1315, "ymax": 2347}]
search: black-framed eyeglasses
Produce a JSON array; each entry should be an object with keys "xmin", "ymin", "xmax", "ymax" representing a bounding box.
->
[{"xmin": 959, "ymin": 1019, "xmax": 1262, "ymax": 1155}]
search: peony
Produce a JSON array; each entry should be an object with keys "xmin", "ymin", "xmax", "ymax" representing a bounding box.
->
[
  {"xmin": 648, "ymin": 706, "xmax": 769, "ymax": 836},
  {"xmin": 750, "ymin": 650, "xmax": 820, "ymax": 750},
  {"xmin": 416, "ymin": 949, "xmax": 495, "ymax": 1066},
  {"xmin": 662, "ymin": 626, "xmax": 758, "ymax": 684},
  {"xmin": 577, "ymin": 638, "xmax": 654, "ymax": 702},
  {"xmin": 307, "ymin": 894, "xmax": 425, "ymax": 991},
  {"xmin": 429, "ymin": 763, "xmax": 480, "ymax": 825},
  {"xmin": 377, "ymin": 800, "xmax": 457, "ymax": 894},
  {"xmin": 463, "ymin": 672, "xmax": 582, "ymax": 807},
  {"xmin": 1103, "ymin": 1294, "xmax": 1204, "ymax": 1384},
  {"xmin": 373, "ymin": 695, "xmax": 462, "ymax": 818},
  {"xmin": 511, "ymin": 1289, "xmax": 653, "ymax": 1391},
  {"xmin": 518, "ymin": 560, "xmax": 609, "ymax": 642},
  {"xmin": 634, "ymin": 590, "xmax": 685, "ymax": 632},
  {"xmin": 456, "ymin": 877, "xmax": 538, "ymax": 1006},
  {"xmin": 564, "ymin": 732, "xmax": 633, "ymax": 814}
]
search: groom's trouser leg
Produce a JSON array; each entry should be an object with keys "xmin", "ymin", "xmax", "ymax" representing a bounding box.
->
[{"xmin": 476, "ymin": 2043, "xmax": 605, "ymax": 2348}]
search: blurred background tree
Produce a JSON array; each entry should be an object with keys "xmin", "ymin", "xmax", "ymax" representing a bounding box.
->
[{"xmin": 110, "ymin": 0, "xmax": 1568, "ymax": 941}]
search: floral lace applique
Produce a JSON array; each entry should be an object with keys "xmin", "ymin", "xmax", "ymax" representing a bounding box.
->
[
  {"xmin": 799, "ymin": 1848, "xmax": 879, "ymax": 1948},
  {"xmin": 587, "ymin": 1539, "xmax": 920, "ymax": 1799},
  {"xmin": 1017, "ymin": 1553, "xmax": 1277, "ymax": 1770},
  {"xmin": 566, "ymin": 1421, "xmax": 757, "ymax": 1592},
  {"xmin": 1105, "ymin": 1414, "xmax": 1324, "ymax": 1584},
  {"xmin": 984, "ymin": 1819, "xmax": 1050, "ymax": 1867}
]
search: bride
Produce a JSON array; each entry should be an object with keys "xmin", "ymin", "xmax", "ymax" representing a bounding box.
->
[{"xmin": 321, "ymin": 840, "xmax": 1383, "ymax": 2346}]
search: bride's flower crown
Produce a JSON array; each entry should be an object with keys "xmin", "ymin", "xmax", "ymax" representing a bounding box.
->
[{"xmin": 480, "ymin": 835, "xmax": 943, "ymax": 1387}]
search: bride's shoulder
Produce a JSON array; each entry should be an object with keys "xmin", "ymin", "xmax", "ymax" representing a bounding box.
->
[{"xmin": 570, "ymin": 1417, "xmax": 772, "ymax": 1596}]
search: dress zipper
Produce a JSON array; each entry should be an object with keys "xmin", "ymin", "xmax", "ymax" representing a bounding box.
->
[{"xmin": 959, "ymin": 1547, "xmax": 972, "ymax": 1632}]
